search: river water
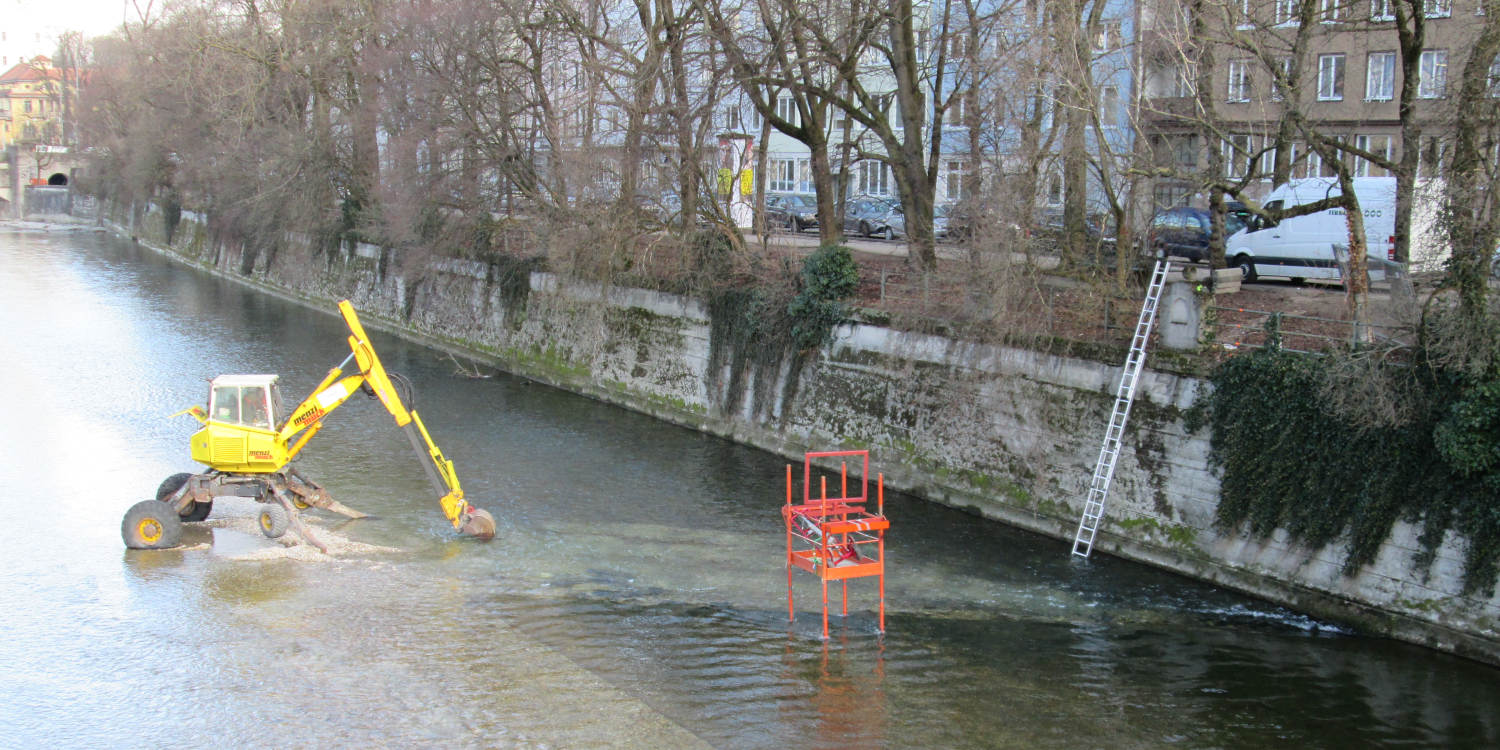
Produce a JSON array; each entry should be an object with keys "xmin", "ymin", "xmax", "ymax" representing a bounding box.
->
[{"xmin": 1, "ymin": 226, "xmax": 1496, "ymax": 748}]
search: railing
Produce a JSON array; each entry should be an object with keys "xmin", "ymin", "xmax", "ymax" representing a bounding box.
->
[{"xmin": 1209, "ymin": 307, "xmax": 1412, "ymax": 354}]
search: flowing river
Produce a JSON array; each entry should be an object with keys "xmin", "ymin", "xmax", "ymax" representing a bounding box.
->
[{"xmin": 2, "ymin": 225, "xmax": 1497, "ymax": 748}]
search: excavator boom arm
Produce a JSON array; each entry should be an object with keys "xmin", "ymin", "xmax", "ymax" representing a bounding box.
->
[{"xmin": 273, "ymin": 301, "xmax": 493, "ymax": 539}]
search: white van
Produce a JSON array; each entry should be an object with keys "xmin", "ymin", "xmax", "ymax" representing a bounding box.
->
[{"xmin": 1225, "ymin": 177, "xmax": 1447, "ymax": 282}]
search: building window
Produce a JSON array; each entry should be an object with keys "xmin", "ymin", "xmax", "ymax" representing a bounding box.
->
[
  {"xmin": 1318, "ymin": 54, "xmax": 1345, "ymax": 101},
  {"xmin": 1354, "ymin": 134, "xmax": 1392, "ymax": 177},
  {"xmin": 1419, "ymin": 50, "xmax": 1448, "ymax": 98},
  {"xmin": 1169, "ymin": 65, "xmax": 1195, "ymax": 97},
  {"xmin": 1275, "ymin": 0, "xmax": 1300, "ymax": 25},
  {"xmin": 1100, "ymin": 85, "xmax": 1120, "ymax": 126},
  {"xmin": 1228, "ymin": 59, "xmax": 1252, "ymax": 102},
  {"xmin": 1371, "ymin": 0, "xmax": 1394, "ymax": 20},
  {"xmin": 770, "ymin": 158, "xmax": 798, "ymax": 193},
  {"xmin": 945, "ymin": 160, "xmax": 968, "ymax": 201},
  {"xmin": 24, "ymin": 100, "xmax": 33, "ymax": 113},
  {"xmin": 1224, "ymin": 135, "xmax": 1255, "ymax": 178},
  {"xmin": 1367, "ymin": 52, "xmax": 1396, "ymax": 101},
  {"xmin": 1174, "ymin": 135, "xmax": 1199, "ymax": 170},
  {"xmin": 948, "ymin": 34, "xmax": 968, "ymax": 59},
  {"xmin": 1154, "ymin": 183, "xmax": 1191, "ymax": 211},
  {"xmin": 1489, "ymin": 55, "xmax": 1500, "ymax": 96},
  {"xmin": 859, "ymin": 160, "xmax": 891, "ymax": 196},
  {"xmin": 1046, "ymin": 173, "xmax": 1063, "ymax": 205},
  {"xmin": 1321, "ymin": 0, "xmax": 1347, "ymax": 22},
  {"xmin": 776, "ymin": 95, "xmax": 800, "ymax": 126},
  {"xmin": 1426, "ymin": 0, "xmax": 1452, "ymax": 17},
  {"xmin": 947, "ymin": 93, "xmax": 966, "ymax": 126},
  {"xmin": 1272, "ymin": 57, "xmax": 1293, "ymax": 101},
  {"xmin": 1094, "ymin": 20, "xmax": 1122, "ymax": 52}
]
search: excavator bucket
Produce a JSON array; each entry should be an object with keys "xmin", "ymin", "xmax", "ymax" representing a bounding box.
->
[{"xmin": 460, "ymin": 507, "xmax": 496, "ymax": 540}]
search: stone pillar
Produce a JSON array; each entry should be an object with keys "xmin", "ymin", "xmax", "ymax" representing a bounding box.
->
[
  {"xmin": 1159, "ymin": 281, "xmax": 1206, "ymax": 350},
  {"xmin": 4, "ymin": 145, "xmax": 20, "ymax": 219}
]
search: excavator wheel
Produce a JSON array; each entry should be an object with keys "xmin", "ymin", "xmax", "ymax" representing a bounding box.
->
[
  {"xmin": 157, "ymin": 472, "xmax": 212, "ymax": 522},
  {"xmin": 460, "ymin": 508, "xmax": 496, "ymax": 541},
  {"xmin": 257, "ymin": 503, "xmax": 290, "ymax": 539},
  {"xmin": 122, "ymin": 500, "xmax": 183, "ymax": 550}
]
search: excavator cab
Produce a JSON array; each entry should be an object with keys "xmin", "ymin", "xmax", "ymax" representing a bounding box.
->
[{"xmin": 189, "ymin": 374, "xmax": 289, "ymax": 473}]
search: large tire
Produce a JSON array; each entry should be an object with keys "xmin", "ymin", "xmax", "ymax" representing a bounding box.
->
[
  {"xmin": 157, "ymin": 472, "xmax": 212, "ymax": 522},
  {"xmin": 257, "ymin": 503, "xmax": 290, "ymax": 540},
  {"xmin": 1233, "ymin": 253, "xmax": 1258, "ymax": 282},
  {"xmin": 122, "ymin": 500, "xmax": 183, "ymax": 550},
  {"xmin": 881, "ymin": 226, "xmax": 896, "ymax": 241}
]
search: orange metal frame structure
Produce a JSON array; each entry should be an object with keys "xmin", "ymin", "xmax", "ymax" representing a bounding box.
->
[{"xmin": 782, "ymin": 450, "xmax": 889, "ymax": 638}]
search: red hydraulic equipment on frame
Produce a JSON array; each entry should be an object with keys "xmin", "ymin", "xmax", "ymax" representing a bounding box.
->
[{"xmin": 782, "ymin": 450, "xmax": 890, "ymax": 638}]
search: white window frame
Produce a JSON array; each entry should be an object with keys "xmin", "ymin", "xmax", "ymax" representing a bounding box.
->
[
  {"xmin": 1489, "ymin": 55, "xmax": 1500, "ymax": 97},
  {"xmin": 1371, "ymin": 0, "xmax": 1394, "ymax": 20},
  {"xmin": 859, "ymin": 160, "xmax": 891, "ymax": 196},
  {"xmin": 1419, "ymin": 49, "xmax": 1448, "ymax": 99},
  {"xmin": 769, "ymin": 158, "xmax": 798, "ymax": 193},
  {"xmin": 1275, "ymin": 0, "xmax": 1300, "ymax": 25},
  {"xmin": 1318, "ymin": 53, "xmax": 1345, "ymax": 101},
  {"xmin": 944, "ymin": 159, "xmax": 969, "ymax": 201},
  {"xmin": 1224, "ymin": 135, "xmax": 1254, "ymax": 178},
  {"xmin": 1353, "ymin": 134, "xmax": 1392, "ymax": 177},
  {"xmin": 1366, "ymin": 52, "xmax": 1396, "ymax": 101},
  {"xmin": 1227, "ymin": 59, "xmax": 1252, "ymax": 102},
  {"xmin": 1100, "ymin": 85, "xmax": 1121, "ymax": 127},
  {"xmin": 1272, "ymin": 57, "xmax": 1293, "ymax": 101},
  {"xmin": 1426, "ymin": 0, "xmax": 1452, "ymax": 17},
  {"xmin": 1094, "ymin": 20, "xmax": 1122, "ymax": 52},
  {"xmin": 1321, "ymin": 0, "xmax": 1346, "ymax": 22},
  {"xmin": 947, "ymin": 93, "xmax": 966, "ymax": 126},
  {"xmin": 776, "ymin": 95, "xmax": 800, "ymax": 126}
]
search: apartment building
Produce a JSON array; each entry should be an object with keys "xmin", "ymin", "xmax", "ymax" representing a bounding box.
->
[{"xmin": 1139, "ymin": 0, "xmax": 1485, "ymax": 210}]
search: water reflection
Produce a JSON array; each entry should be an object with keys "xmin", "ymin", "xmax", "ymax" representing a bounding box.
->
[{"xmin": 1, "ymin": 227, "xmax": 1498, "ymax": 748}]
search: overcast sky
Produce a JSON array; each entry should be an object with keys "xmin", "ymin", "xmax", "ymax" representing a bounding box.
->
[{"xmin": 8, "ymin": 0, "xmax": 134, "ymax": 42}]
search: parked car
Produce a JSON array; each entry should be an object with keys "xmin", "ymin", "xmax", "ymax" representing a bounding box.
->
[
  {"xmin": 764, "ymin": 193, "xmax": 819, "ymax": 232},
  {"xmin": 1030, "ymin": 209, "xmax": 1112, "ymax": 254},
  {"xmin": 1146, "ymin": 205, "xmax": 1249, "ymax": 263},
  {"xmin": 941, "ymin": 200, "xmax": 1016, "ymax": 243},
  {"xmin": 845, "ymin": 196, "xmax": 904, "ymax": 240},
  {"xmin": 933, "ymin": 203, "xmax": 955, "ymax": 240},
  {"xmin": 1226, "ymin": 178, "xmax": 1400, "ymax": 282}
]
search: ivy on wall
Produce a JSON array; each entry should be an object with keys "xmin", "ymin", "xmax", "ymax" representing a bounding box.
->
[
  {"xmin": 1190, "ymin": 344, "xmax": 1500, "ymax": 595},
  {"xmin": 704, "ymin": 244, "xmax": 859, "ymax": 420}
]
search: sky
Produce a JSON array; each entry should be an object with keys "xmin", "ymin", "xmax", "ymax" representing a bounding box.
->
[{"xmin": 6, "ymin": 0, "xmax": 135, "ymax": 50}]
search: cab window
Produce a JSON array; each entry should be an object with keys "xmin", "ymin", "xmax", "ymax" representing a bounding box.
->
[
  {"xmin": 241, "ymin": 386, "xmax": 271, "ymax": 429},
  {"xmin": 211, "ymin": 385, "xmax": 273, "ymax": 429}
]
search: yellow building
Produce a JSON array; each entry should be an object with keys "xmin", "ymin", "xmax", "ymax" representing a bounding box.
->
[{"xmin": 0, "ymin": 55, "xmax": 65, "ymax": 156}]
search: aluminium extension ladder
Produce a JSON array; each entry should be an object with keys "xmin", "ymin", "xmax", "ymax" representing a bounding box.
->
[{"xmin": 1071, "ymin": 259, "xmax": 1172, "ymax": 558}]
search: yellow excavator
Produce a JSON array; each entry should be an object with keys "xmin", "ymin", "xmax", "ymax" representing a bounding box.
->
[{"xmin": 121, "ymin": 300, "xmax": 496, "ymax": 551}]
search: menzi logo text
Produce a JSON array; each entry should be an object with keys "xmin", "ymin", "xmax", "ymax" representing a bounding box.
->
[{"xmin": 293, "ymin": 405, "xmax": 326, "ymax": 428}]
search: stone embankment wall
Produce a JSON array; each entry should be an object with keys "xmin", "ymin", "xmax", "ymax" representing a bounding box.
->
[{"xmin": 117, "ymin": 205, "xmax": 1499, "ymax": 665}]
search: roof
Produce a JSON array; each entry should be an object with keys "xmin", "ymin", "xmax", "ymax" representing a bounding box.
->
[
  {"xmin": 0, "ymin": 58, "xmax": 62, "ymax": 85},
  {"xmin": 210, "ymin": 374, "xmax": 281, "ymax": 387}
]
